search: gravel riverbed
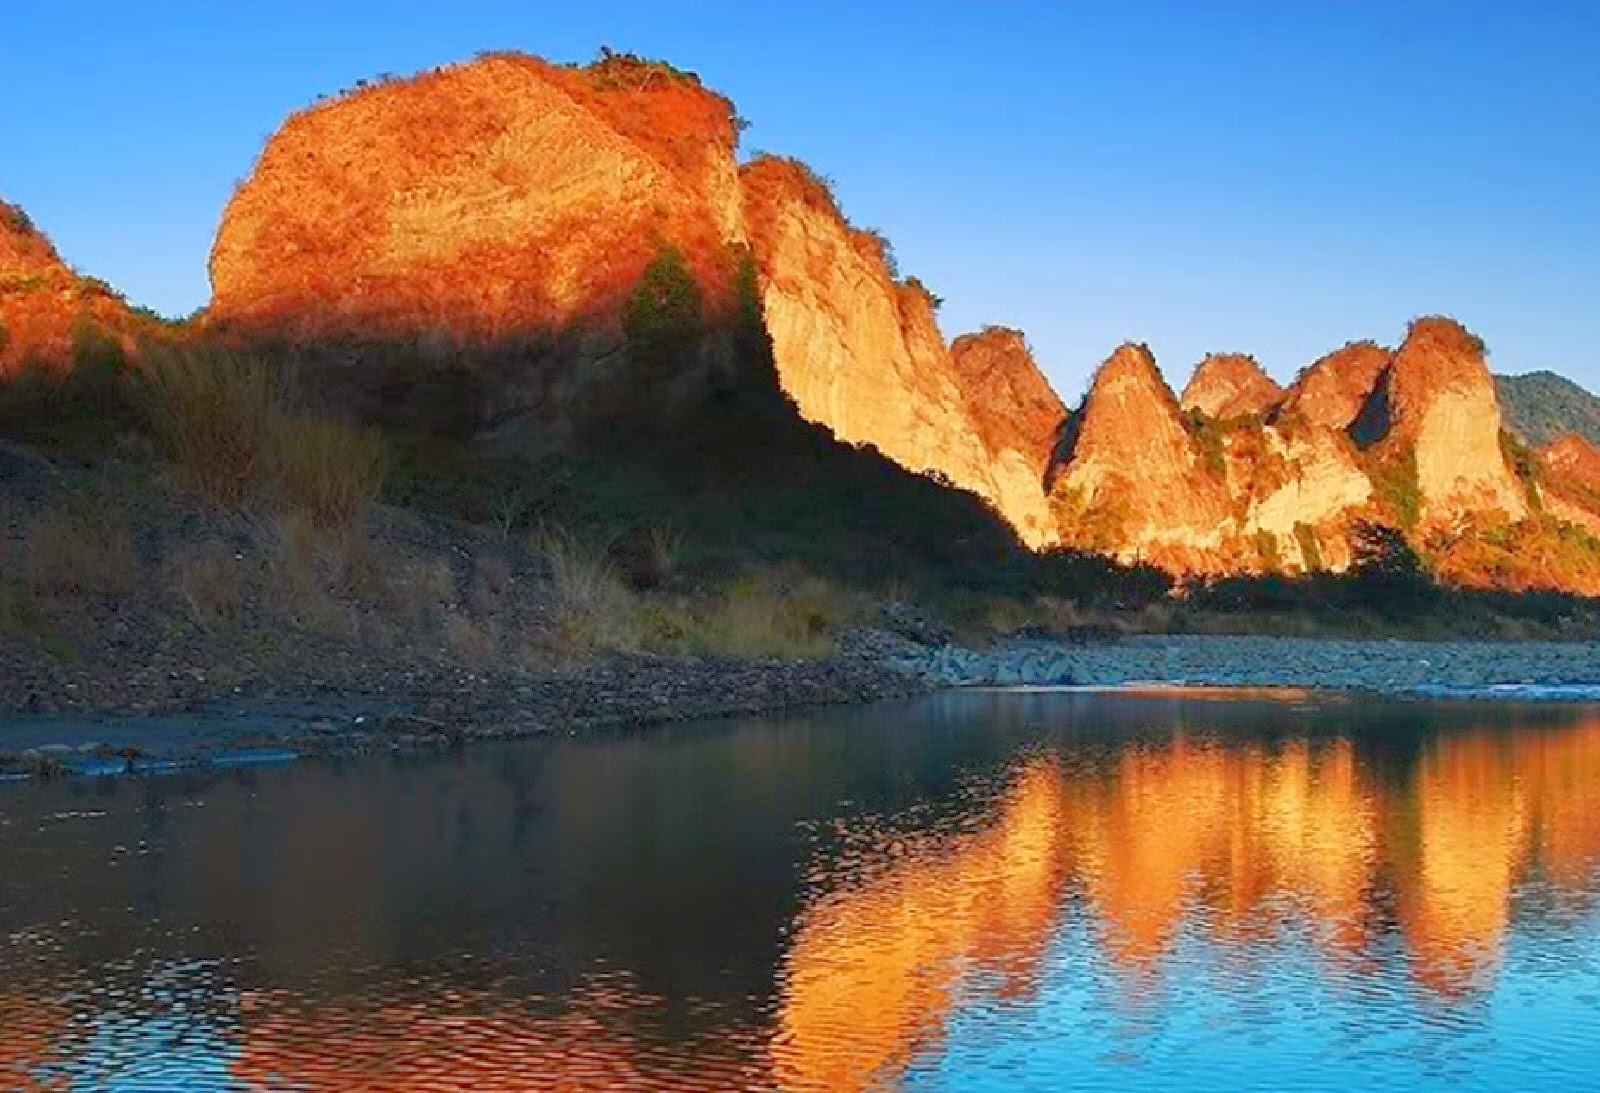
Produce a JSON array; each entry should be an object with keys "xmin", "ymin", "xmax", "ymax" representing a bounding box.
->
[
  {"xmin": 6, "ymin": 633, "xmax": 1600, "ymax": 781},
  {"xmin": 889, "ymin": 634, "xmax": 1600, "ymax": 697}
]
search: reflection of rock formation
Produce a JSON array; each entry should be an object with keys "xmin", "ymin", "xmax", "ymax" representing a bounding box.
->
[
  {"xmin": 777, "ymin": 716, "xmax": 1600, "ymax": 1087},
  {"xmin": 1393, "ymin": 733, "xmax": 1525, "ymax": 997},
  {"xmin": 773, "ymin": 761, "xmax": 1067, "ymax": 1092},
  {"xmin": 0, "ymin": 994, "xmax": 64, "ymax": 1092}
]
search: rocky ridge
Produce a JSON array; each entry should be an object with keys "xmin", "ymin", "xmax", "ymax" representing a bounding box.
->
[
  {"xmin": 7, "ymin": 49, "xmax": 1600, "ymax": 594},
  {"xmin": 0, "ymin": 199, "xmax": 140, "ymax": 375},
  {"xmin": 1180, "ymin": 353, "xmax": 1282, "ymax": 420}
]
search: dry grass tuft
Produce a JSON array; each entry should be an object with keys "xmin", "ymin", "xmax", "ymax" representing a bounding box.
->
[
  {"xmin": 143, "ymin": 346, "xmax": 385, "ymax": 528},
  {"xmin": 534, "ymin": 527, "xmax": 641, "ymax": 654},
  {"xmin": 23, "ymin": 499, "xmax": 138, "ymax": 600},
  {"xmin": 270, "ymin": 415, "xmax": 387, "ymax": 528},
  {"xmin": 694, "ymin": 571, "xmax": 851, "ymax": 660},
  {"xmin": 166, "ymin": 542, "xmax": 245, "ymax": 629},
  {"xmin": 143, "ymin": 346, "xmax": 281, "ymax": 507}
]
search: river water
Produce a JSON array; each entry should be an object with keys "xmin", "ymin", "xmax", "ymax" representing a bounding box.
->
[{"xmin": 3, "ymin": 690, "xmax": 1600, "ymax": 1091}]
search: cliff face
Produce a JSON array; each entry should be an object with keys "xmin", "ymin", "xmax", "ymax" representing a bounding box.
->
[
  {"xmin": 738, "ymin": 156, "xmax": 1031, "ymax": 535},
  {"xmin": 1227, "ymin": 422, "xmax": 1373, "ymax": 572},
  {"xmin": 208, "ymin": 53, "xmax": 1059, "ymax": 542},
  {"xmin": 1365, "ymin": 318, "xmax": 1527, "ymax": 525},
  {"xmin": 947, "ymin": 327, "xmax": 1067, "ymax": 546},
  {"xmin": 1278, "ymin": 342, "xmax": 1391, "ymax": 432},
  {"xmin": 1049, "ymin": 344, "xmax": 1233, "ymax": 569},
  {"xmin": 210, "ymin": 52, "xmax": 746, "ymax": 341},
  {"xmin": 1180, "ymin": 353, "xmax": 1281, "ymax": 420},
  {"xmin": 0, "ymin": 199, "xmax": 136, "ymax": 374},
  {"xmin": 1539, "ymin": 433, "xmax": 1600, "ymax": 538}
]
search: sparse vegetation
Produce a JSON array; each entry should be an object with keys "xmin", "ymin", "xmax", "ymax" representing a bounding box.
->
[
  {"xmin": 586, "ymin": 47, "xmax": 702, "ymax": 92},
  {"xmin": 1369, "ymin": 448, "xmax": 1422, "ymax": 531},
  {"xmin": 142, "ymin": 346, "xmax": 386, "ymax": 527},
  {"xmin": 23, "ymin": 494, "xmax": 137, "ymax": 600},
  {"xmin": 623, "ymin": 246, "xmax": 703, "ymax": 374}
]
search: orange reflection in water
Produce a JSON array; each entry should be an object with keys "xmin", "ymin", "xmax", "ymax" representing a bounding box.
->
[
  {"xmin": 773, "ymin": 762, "xmax": 1067, "ymax": 1092},
  {"xmin": 0, "ymin": 995, "xmax": 66, "ymax": 1092},
  {"xmin": 776, "ymin": 716, "xmax": 1600, "ymax": 1090}
]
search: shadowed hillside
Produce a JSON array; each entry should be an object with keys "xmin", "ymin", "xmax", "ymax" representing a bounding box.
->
[{"xmin": 1499, "ymin": 371, "xmax": 1600, "ymax": 448}]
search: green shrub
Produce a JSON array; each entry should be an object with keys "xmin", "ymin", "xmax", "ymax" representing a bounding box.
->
[
  {"xmin": 1369, "ymin": 448, "xmax": 1421, "ymax": 531},
  {"xmin": 623, "ymin": 247, "xmax": 703, "ymax": 373},
  {"xmin": 1293, "ymin": 522, "xmax": 1324, "ymax": 571}
]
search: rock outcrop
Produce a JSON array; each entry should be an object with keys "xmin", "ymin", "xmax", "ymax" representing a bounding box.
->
[
  {"xmin": 209, "ymin": 52, "xmax": 1069, "ymax": 543},
  {"xmin": 1180, "ymin": 353, "xmax": 1281, "ymax": 420},
  {"xmin": 210, "ymin": 52, "xmax": 747, "ymax": 340},
  {"xmin": 739, "ymin": 156, "xmax": 1029, "ymax": 537},
  {"xmin": 1361, "ymin": 317, "xmax": 1528, "ymax": 525},
  {"xmin": 1539, "ymin": 433, "xmax": 1600, "ymax": 538},
  {"xmin": 1049, "ymin": 344, "xmax": 1233, "ymax": 569},
  {"xmin": 1277, "ymin": 341, "xmax": 1391, "ymax": 433},
  {"xmin": 946, "ymin": 327, "xmax": 1067, "ymax": 545},
  {"xmin": 0, "ymin": 199, "xmax": 137, "ymax": 374},
  {"xmin": 81, "ymin": 47, "xmax": 1600, "ymax": 596}
]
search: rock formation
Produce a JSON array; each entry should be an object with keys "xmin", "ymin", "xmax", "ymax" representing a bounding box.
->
[
  {"xmin": 739, "ymin": 156, "xmax": 1030, "ymax": 537},
  {"xmin": 943, "ymin": 327, "xmax": 1070, "ymax": 545},
  {"xmin": 14, "ymin": 46, "xmax": 1592, "ymax": 596},
  {"xmin": 0, "ymin": 198, "xmax": 137, "ymax": 374},
  {"xmin": 210, "ymin": 51, "xmax": 747, "ymax": 340},
  {"xmin": 1360, "ymin": 317, "xmax": 1528, "ymax": 525},
  {"xmin": 1539, "ymin": 433, "xmax": 1600, "ymax": 538},
  {"xmin": 1180, "ymin": 353, "xmax": 1281, "ymax": 420},
  {"xmin": 1049, "ymin": 344, "xmax": 1233, "ymax": 569},
  {"xmin": 209, "ymin": 51, "xmax": 1061, "ymax": 543}
]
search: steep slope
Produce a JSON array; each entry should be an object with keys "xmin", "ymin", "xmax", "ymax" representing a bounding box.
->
[
  {"xmin": 1049, "ymin": 344, "xmax": 1233, "ymax": 569},
  {"xmin": 0, "ymin": 199, "xmax": 138, "ymax": 374},
  {"xmin": 738, "ymin": 156, "xmax": 1027, "ymax": 537},
  {"xmin": 1539, "ymin": 433, "xmax": 1600, "ymax": 538},
  {"xmin": 1277, "ymin": 341, "xmax": 1391, "ymax": 433},
  {"xmin": 1498, "ymin": 371, "xmax": 1600, "ymax": 448},
  {"xmin": 947, "ymin": 326, "xmax": 1067, "ymax": 546},
  {"xmin": 208, "ymin": 52, "xmax": 1054, "ymax": 542},
  {"xmin": 1224, "ymin": 417, "xmax": 1374, "ymax": 572},
  {"xmin": 210, "ymin": 51, "xmax": 747, "ymax": 340},
  {"xmin": 1180, "ymin": 353, "xmax": 1281, "ymax": 420},
  {"xmin": 1360, "ymin": 317, "xmax": 1527, "ymax": 526}
]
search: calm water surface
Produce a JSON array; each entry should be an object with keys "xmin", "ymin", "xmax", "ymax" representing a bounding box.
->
[{"xmin": 3, "ymin": 690, "xmax": 1600, "ymax": 1091}]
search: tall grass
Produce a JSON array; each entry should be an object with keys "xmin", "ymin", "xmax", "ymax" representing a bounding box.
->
[
  {"xmin": 23, "ymin": 498, "xmax": 137, "ymax": 599},
  {"xmin": 271, "ymin": 416, "xmax": 386, "ymax": 528},
  {"xmin": 143, "ymin": 346, "xmax": 280, "ymax": 507},
  {"xmin": 142, "ymin": 346, "xmax": 384, "ymax": 527},
  {"xmin": 534, "ymin": 527, "xmax": 642, "ymax": 653}
]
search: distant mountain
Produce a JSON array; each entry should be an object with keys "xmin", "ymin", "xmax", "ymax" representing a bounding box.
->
[{"xmin": 1497, "ymin": 371, "xmax": 1600, "ymax": 447}]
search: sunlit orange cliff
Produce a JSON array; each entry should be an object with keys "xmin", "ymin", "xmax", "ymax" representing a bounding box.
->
[{"xmin": 4, "ymin": 49, "xmax": 1600, "ymax": 590}]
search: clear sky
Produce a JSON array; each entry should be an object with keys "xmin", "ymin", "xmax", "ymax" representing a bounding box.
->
[{"xmin": 3, "ymin": 1, "xmax": 1597, "ymax": 400}]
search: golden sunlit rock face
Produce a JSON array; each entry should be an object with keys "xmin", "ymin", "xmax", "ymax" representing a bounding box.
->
[
  {"xmin": 1369, "ymin": 317, "xmax": 1529, "ymax": 525},
  {"xmin": 772, "ymin": 717, "xmax": 1600, "ymax": 1090},
  {"xmin": 8, "ymin": 47, "xmax": 1600, "ymax": 586},
  {"xmin": 0, "ymin": 197, "xmax": 139, "ymax": 375},
  {"xmin": 1180, "ymin": 353, "xmax": 1283, "ymax": 420}
]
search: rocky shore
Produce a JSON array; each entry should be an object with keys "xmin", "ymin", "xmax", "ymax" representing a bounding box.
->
[
  {"xmin": 7, "ymin": 630, "xmax": 1600, "ymax": 782},
  {"xmin": 888, "ymin": 633, "xmax": 1600, "ymax": 698}
]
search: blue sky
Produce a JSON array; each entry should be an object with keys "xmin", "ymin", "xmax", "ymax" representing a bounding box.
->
[{"xmin": 3, "ymin": 1, "xmax": 1597, "ymax": 399}]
